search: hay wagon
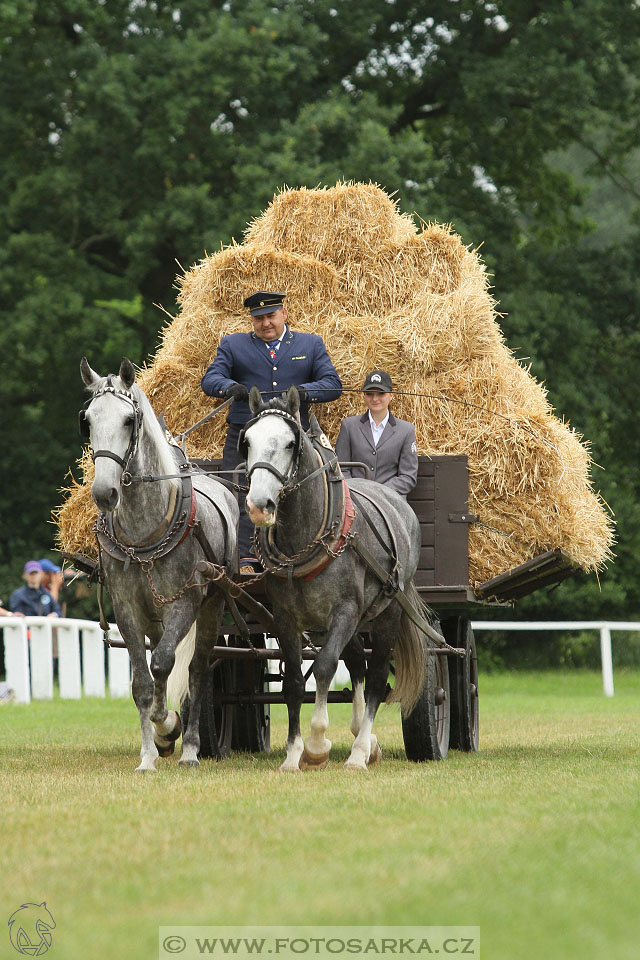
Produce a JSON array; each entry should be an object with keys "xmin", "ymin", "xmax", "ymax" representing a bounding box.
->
[{"xmin": 183, "ymin": 452, "xmax": 578, "ymax": 764}]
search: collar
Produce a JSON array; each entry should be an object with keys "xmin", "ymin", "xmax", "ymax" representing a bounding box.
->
[
  {"xmin": 368, "ymin": 411, "xmax": 389, "ymax": 433},
  {"xmin": 252, "ymin": 324, "xmax": 289, "ymax": 345},
  {"xmin": 360, "ymin": 411, "xmax": 396, "ymax": 426}
]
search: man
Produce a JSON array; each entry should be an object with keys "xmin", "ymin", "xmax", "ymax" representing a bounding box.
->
[
  {"xmin": 10, "ymin": 561, "xmax": 61, "ymax": 617},
  {"xmin": 335, "ymin": 370, "xmax": 418, "ymax": 497},
  {"xmin": 201, "ymin": 291, "xmax": 342, "ymax": 569}
]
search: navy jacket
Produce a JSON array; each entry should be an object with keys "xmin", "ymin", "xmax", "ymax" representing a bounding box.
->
[
  {"xmin": 9, "ymin": 585, "xmax": 61, "ymax": 617},
  {"xmin": 201, "ymin": 328, "xmax": 342, "ymax": 428}
]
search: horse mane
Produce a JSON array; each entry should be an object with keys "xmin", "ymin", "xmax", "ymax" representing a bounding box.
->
[
  {"xmin": 254, "ymin": 396, "xmax": 290, "ymax": 415},
  {"xmin": 131, "ymin": 381, "xmax": 179, "ymax": 481}
]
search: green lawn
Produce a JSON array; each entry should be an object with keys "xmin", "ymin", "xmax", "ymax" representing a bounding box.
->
[{"xmin": 1, "ymin": 671, "xmax": 639, "ymax": 960}]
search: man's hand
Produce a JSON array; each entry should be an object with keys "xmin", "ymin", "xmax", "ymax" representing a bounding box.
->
[{"xmin": 226, "ymin": 383, "xmax": 249, "ymax": 402}]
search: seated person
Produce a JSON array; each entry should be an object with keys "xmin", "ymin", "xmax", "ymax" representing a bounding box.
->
[
  {"xmin": 201, "ymin": 290, "xmax": 342, "ymax": 572},
  {"xmin": 9, "ymin": 561, "xmax": 61, "ymax": 618},
  {"xmin": 335, "ymin": 370, "xmax": 418, "ymax": 498}
]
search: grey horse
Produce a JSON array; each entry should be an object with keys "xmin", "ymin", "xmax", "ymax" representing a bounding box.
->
[
  {"xmin": 242, "ymin": 386, "xmax": 428, "ymax": 771},
  {"xmin": 80, "ymin": 357, "xmax": 238, "ymax": 771}
]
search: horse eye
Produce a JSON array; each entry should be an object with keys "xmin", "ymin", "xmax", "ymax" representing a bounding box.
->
[
  {"xmin": 124, "ymin": 415, "xmax": 134, "ymax": 426},
  {"xmin": 286, "ymin": 440, "xmax": 295, "ymax": 449}
]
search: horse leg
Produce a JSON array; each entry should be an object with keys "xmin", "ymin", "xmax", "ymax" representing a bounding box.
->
[
  {"xmin": 278, "ymin": 620, "xmax": 305, "ymax": 772},
  {"xmin": 342, "ymin": 634, "xmax": 367, "ymax": 738},
  {"xmin": 149, "ymin": 600, "xmax": 198, "ymax": 732},
  {"xmin": 345, "ymin": 609, "xmax": 399, "ymax": 771},
  {"xmin": 120, "ymin": 619, "xmax": 159, "ymax": 773},
  {"xmin": 141, "ymin": 619, "xmax": 181, "ymax": 758},
  {"xmin": 179, "ymin": 593, "xmax": 225, "ymax": 767},
  {"xmin": 301, "ymin": 603, "xmax": 359, "ymax": 770}
]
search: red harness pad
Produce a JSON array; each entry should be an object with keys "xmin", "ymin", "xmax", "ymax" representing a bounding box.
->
[{"xmin": 303, "ymin": 480, "xmax": 356, "ymax": 581}]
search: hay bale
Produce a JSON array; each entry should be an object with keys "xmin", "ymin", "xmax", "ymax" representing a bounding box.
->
[{"xmin": 57, "ymin": 181, "xmax": 614, "ymax": 583}]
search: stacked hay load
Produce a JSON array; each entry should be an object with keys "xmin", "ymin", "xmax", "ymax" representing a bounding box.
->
[{"xmin": 57, "ymin": 182, "xmax": 613, "ymax": 587}]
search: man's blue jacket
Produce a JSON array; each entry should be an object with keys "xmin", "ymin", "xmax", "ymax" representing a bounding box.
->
[{"xmin": 201, "ymin": 328, "xmax": 342, "ymax": 428}]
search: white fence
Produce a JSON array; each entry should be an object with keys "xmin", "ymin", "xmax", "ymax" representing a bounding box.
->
[
  {"xmin": 2, "ymin": 616, "xmax": 637, "ymax": 704},
  {"xmin": 1, "ymin": 617, "xmax": 131, "ymax": 704},
  {"xmin": 471, "ymin": 620, "xmax": 640, "ymax": 698}
]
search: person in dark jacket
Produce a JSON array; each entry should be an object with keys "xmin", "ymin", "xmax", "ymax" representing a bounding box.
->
[
  {"xmin": 10, "ymin": 561, "xmax": 61, "ymax": 617},
  {"xmin": 335, "ymin": 370, "xmax": 418, "ymax": 498},
  {"xmin": 201, "ymin": 291, "xmax": 342, "ymax": 569}
]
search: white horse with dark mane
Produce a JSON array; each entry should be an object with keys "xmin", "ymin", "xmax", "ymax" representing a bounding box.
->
[
  {"xmin": 79, "ymin": 357, "xmax": 238, "ymax": 771},
  {"xmin": 241, "ymin": 386, "xmax": 430, "ymax": 771}
]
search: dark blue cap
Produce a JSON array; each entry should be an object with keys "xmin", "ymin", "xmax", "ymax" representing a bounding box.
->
[{"xmin": 243, "ymin": 291, "xmax": 286, "ymax": 317}]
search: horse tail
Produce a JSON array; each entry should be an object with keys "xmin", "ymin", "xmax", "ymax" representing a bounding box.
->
[
  {"xmin": 387, "ymin": 580, "xmax": 428, "ymax": 716},
  {"xmin": 167, "ymin": 623, "xmax": 196, "ymax": 709}
]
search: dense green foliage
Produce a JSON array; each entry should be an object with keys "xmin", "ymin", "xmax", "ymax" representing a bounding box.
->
[{"xmin": 1, "ymin": 1, "xmax": 639, "ymax": 654}]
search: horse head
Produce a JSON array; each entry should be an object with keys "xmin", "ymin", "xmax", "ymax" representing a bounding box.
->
[
  {"xmin": 79, "ymin": 357, "xmax": 142, "ymax": 512},
  {"xmin": 242, "ymin": 385, "xmax": 303, "ymax": 526}
]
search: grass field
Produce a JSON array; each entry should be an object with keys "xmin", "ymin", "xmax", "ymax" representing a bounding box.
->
[{"xmin": 2, "ymin": 670, "xmax": 639, "ymax": 960}]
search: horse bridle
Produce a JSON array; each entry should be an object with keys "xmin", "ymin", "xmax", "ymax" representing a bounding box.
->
[
  {"xmin": 238, "ymin": 407, "xmax": 335, "ymax": 499},
  {"xmin": 78, "ymin": 380, "xmax": 143, "ymax": 482}
]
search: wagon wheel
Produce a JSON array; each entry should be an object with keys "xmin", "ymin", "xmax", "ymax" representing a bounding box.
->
[
  {"xmin": 401, "ymin": 634, "xmax": 450, "ymax": 762},
  {"xmin": 444, "ymin": 617, "xmax": 479, "ymax": 752},
  {"xmin": 231, "ymin": 636, "xmax": 271, "ymax": 754},
  {"xmin": 181, "ymin": 658, "xmax": 234, "ymax": 760}
]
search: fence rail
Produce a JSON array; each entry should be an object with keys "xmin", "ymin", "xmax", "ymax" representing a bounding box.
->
[
  {"xmin": 470, "ymin": 620, "xmax": 640, "ymax": 697},
  {"xmin": 2, "ymin": 617, "xmax": 637, "ymax": 704},
  {"xmin": 1, "ymin": 616, "xmax": 131, "ymax": 704}
]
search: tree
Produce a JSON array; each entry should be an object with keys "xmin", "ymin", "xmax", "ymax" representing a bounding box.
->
[{"xmin": 1, "ymin": 0, "xmax": 638, "ymax": 628}]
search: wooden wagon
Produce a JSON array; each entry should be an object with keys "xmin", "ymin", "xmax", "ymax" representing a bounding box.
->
[{"xmin": 183, "ymin": 453, "xmax": 578, "ymax": 763}]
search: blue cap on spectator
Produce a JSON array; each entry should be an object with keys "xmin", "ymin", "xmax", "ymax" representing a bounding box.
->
[
  {"xmin": 24, "ymin": 561, "xmax": 43, "ymax": 574},
  {"xmin": 39, "ymin": 558, "xmax": 61, "ymax": 573}
]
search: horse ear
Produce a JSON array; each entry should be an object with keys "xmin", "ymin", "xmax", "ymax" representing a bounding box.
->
[
  {"xmin": 119, "ymin": 357, "xmax": 136, "ymax": 390},
  {"xmin": 249, "ymin": 385, "xmax": 262, "ymax": 414},
  {"xmin": 286, "ymin": 385, "xmax": 300, "ymax": 417},
  {"xmin": 80, "ymin": 357, "xmax": 100, "ymax": 387}
]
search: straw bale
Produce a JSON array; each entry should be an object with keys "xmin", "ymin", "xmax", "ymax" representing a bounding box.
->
[
  {"xmin": 245, "ymin": 182, "xmax": 416, "ymax": 264},
  {"xmin": 57, "ymin": 182, "xmax": 614, "ymax": 583}
]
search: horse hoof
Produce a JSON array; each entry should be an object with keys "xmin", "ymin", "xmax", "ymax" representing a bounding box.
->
[
  {"xmin": 155, "ymin": 739, "xmax": 176, "ymax": 758},
  {"xmin": 368, "ymin": 741, "xmax": 383, "ymax": 766},
  {"xmin": 178, "ymin": 758, "xmax": 200, "ymax": 768},
  {"xmin": 299, "ymin": 749, "xmax": 329, "ymax": 771},
  {"xmin": 279, "ymin": 762, "xmax": 303, "ymax": 773},
  {"xmin": 344, "ymin": 757, "xmax": 368, "ymax": 772},
  {"xmin": 135, "ymin": 764, "xmax": 157, "ymax": 773}
]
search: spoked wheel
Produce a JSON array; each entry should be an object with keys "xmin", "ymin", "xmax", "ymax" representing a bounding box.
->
[
  {"xmin": 181, "ymin": 658, "xmax": 234, "ymax": 760},
  {"xmin": 231, "ymin": 636, "xmax": 271, "ymax": 754},
  {"xmin": 444, "ymin": 617, "xmax": 479, "ymax": 752},
  {"xmin": 402, "ymin": 632, "xmax": 450, "ymax": 762}
]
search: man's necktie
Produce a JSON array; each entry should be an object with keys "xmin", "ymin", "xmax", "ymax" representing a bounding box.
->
[{"xmin": 266, "ymin": 341, "xmax": 278, "ymax": 361}]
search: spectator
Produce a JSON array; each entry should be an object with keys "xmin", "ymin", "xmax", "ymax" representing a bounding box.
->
[
  {"xmin": 9, "ymin": 561, "xmax": 61, "ymax": 618},
  {"xmin": 39, "ymin": 558, "xmax": 64, "ymax": 604}
]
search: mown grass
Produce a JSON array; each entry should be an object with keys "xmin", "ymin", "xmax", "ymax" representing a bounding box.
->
[{"xmin": 1, "ymin": 670, "xmax": 639, "ymax": 960}]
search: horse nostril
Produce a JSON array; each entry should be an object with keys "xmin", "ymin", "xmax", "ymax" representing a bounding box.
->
[{"xmin": 266, "ymin": 499, "xmax": 276, "ymax": 514}]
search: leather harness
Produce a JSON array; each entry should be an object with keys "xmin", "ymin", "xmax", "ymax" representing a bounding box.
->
[
  {"xmin": 251, "ymin": 418, "xmax": 357, "ymax": 582},
  {"xmin": 95, "ymin": 445, "xmax": 203, "ymax": 567}
]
